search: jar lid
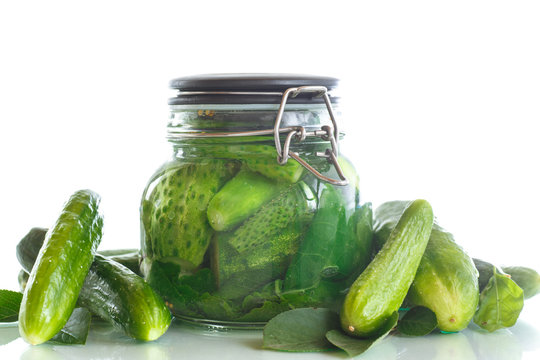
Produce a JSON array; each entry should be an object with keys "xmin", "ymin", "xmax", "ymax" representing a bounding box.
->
[{"xmin": 168, "ymin": 73, "xmax": 339, "ymax": 105}]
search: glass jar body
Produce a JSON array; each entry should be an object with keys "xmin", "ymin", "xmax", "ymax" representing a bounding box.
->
[{"xmin": 140, "ymin": 104, "xmax": 373, "ymax": 328}]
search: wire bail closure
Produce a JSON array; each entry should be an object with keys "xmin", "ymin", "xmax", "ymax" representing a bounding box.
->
[
  {"xmin": 167, "ymin": 85, "xmax": 349, "ymax": 186},
  {"xmin": 273, "ymin": 86, "xmax": 348, "ymax": 186}
]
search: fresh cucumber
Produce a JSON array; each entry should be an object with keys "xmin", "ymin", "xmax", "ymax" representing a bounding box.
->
[
  {"xmin": 78, "ymin": 255, "xmax": 171, "ymax": 341},
  {"xmin": 207, "ymin": 169, "xmax": 286, "ymax": 231},
  {"xmin": 104, "ymin": 251, "xmax": 141, "ymax": 276},
  {"xmin": 407, "ymin": 225, "xmax": 478, "ymax": 332},
  {"xmin": 341, "ymin": 199, "xmax": 433, "ymax": 338},
  {"xmin": 16, "ymin": 228, "xmax": 141, "ymax": 276},
  {"xmin": 374, "ymin": 201, "xmax": 479, "ymax": 332},
  {"xmin": 16, "ymin": 227, "xmax": 170, "ymax": 341},
  {"xmin": 143, "ymin": 160, "xmax": 239, "ymax": 268},
  {"xmin": 19, "ymin": 190, "xmax": 103, "ymax": 345}
]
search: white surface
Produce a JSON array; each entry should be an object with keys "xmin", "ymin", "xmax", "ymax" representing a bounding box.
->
[
  {"xmin": 1, "ymin": 297, "xmax": 540, "ymax": 360},
  {"xmin": 1, "ymin": 1, "xmax": 539, "ymax": 359}
]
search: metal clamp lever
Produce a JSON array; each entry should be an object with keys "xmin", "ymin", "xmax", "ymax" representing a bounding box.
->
[{"xmin": 273, "ymin": 86, "xmax": 349, "ymax": 186}]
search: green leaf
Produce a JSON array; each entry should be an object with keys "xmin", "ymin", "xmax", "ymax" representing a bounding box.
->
[
  {"xmin": 237, "ymin": 301, "xmax": 289, "ymax": 322},
  {"xmin": 48, "ymin": 308, "xmax": 91, "ymax": 345},
  {"xmin": 0, "ymin": 290, "xmax": 23, "ymax": 322},
  {"xmin": 263, "ymin": 308, "xmax": 339, "ymax": 352},
  {"xmin": 473, "ymin": 267, "xmax": 524, "ymax": 332},
  {"xmin": 326, "ymin": 312, "xmax": 398, "ymax": 357},
  {"xmin": 198, "ymin": 293, "xmax": 240, "ymax": 320},
  {"xmin": 397, "ymin": 306, "xmax": 438, "ymax": 336}
]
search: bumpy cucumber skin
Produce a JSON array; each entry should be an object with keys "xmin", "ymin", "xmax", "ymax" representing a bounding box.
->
[
  {"xmin": 19, "ymin": 190, "xmax": 103, "ymax": 345},
  {"xmin": 143, "ymin": 160, "xmax": 238, "ymax": 268},
  {"xmin": 341, "ymin": 199, "xmax": 433, "ymax": 338},
  {"xmin": 222, "ymin": 182, "xmax": 316, "ymax": 254},
  {"xmin": 501, "ymin": 266, "xmax": 540, "ymax": 300},
  {"xmin": 374, "ymin": 201, "xmax": 479, "ymax": 332},
  {"xmin": 212, "ymin": 182, "xmax": 316, "ymax": 290},
  {"xmin": 407, "ymin": 226, "xmax": 478, "ymax": 332},
  {"xmin": 207, "ymin": 169, "xmax": 285, "ymax": 231},
  {"xmin": 78, "ymin": 255, "xmax": 171, "ymax": 341}
]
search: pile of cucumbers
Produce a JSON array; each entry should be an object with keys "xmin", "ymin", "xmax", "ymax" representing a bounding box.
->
[
  {"xmin": 2, "ymin": 164, "xmax": 539, "ymax": 349},
  {"xmin": 340, "ymin": 199, "xmax": 540, "ymax": 339},
  {"xmin": 14, "ymin": 190, "xmax": 171, "ymax": 345}
]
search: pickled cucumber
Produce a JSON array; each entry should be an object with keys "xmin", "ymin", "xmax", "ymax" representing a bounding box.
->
[
  {"xmin": 211, "ymin": 182, "xmax": 316, "ymax": 294},
  {"xmin": 207, "ymin": 169, "xmax": 286, "ymax": 231},
  {"xmin": 144, "ymin": 160, "xmax": 239, "ymax": 268},
  {"xmin": 341, "ymin": 199, "xmax": 433, "ymax": 338},
  {"xmin": 187, "ymin": 143, "xmax": 304, "ymax": 183},
  {"xmin": 374, "ymin": 201, "xmax": 479, "ymax": 332}
]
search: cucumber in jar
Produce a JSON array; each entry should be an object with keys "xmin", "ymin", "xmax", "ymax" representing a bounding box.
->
[
  {"xmin": 186, "ymin": 143, "xmax": 304, "ymax": 183},
  {"xmin": 142, "ymin": 159, "xmax": 239, "ymax": 269},
  {"xmin": 211, "ymin": 181, "xmax": 317, "ymax": 298}
]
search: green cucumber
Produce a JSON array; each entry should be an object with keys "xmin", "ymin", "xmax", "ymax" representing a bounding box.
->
[
  {"xmin": 16, "ymin": 228, "xmax": 170, "ymax": 341},
  {"xmin": 19, "ymin": 190, "xmax": 103, "ymax": 345},
  {"xmin": 188, "ymin": 143, "xmax": 304, "ymax": 183},
  {"xmin": 78, "ymin": 255, "xmax": 171, "ymax": 341},
  {"xmin": 143, "ymin": 160, "xmax": 239, "ymax": 268},
  {"xmin": 105, "ymin": 251, "xmax": 141, "ymax": 276},
  {"xmin": 16, "ymin": 228, "xmax": 141, "ymax": 276},
  {"xmin": 223, "ymin": 181, "xmax": 316, "ymax": 254},
  {"xmin": 374, "ymin": 201, "xmax": 479, "ymax": 332},
  {"xmin": 341, "ymin": 199, "xmax": 433, "ymax": 338},
  {"xmin": 211, "ymin": 182, "xmax": 316, "ymax": 294},
  {"xmin": 501, "ymin": 266, "xmax": 540, "ymax": 300},
  {"xmin": 207, "ymin": 169, "xmax": 286, "ymax": 231}
]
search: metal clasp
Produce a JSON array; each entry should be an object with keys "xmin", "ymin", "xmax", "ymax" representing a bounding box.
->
[{"xmin": 273, "ymin": 86, "xmax": 348, "ymax": 186}]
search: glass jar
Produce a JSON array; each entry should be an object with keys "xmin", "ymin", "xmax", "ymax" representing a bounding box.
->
[{"xmin": 140, "ymin": 74, "xmax": 373, "ymax": 329}]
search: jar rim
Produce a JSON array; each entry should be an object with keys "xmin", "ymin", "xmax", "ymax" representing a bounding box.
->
[{"xmin": 168, "ymin": 73, "xmax": 340, "ymax": 105}]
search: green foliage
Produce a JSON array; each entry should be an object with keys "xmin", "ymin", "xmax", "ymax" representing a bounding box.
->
[
  {"xmin": 0, "ymin": 290, "xmax": 23, "ymax": 323},
  {"xmin": 326, "ymin": 312, "xmax": 397, "ymax": 357},
  {"xmin": 474, "ymin": 267, "xmax": 524, "ymax": 332},
  {"xmin": 263, "ymin": 308, "xmax": 340, "ymax": 352},
  {"xmin": 397, "ymin": 306, "xmax": 438, "ymax": 336}
]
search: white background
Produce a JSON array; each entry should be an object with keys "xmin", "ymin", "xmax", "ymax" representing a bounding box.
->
[
  {"xmin": 1, "ymin": 0, "xmax": 539, "ymax": 288},
  {"xmin": 0, "ymin": 1, "xmax": 539, "ymax": 356}
]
